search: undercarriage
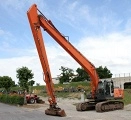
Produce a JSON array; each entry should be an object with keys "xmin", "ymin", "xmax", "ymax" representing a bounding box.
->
[{"xmin": 76, "ymin": 100, "xmax": 124, "ymax": 112}]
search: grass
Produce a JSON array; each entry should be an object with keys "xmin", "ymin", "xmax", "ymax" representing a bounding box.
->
[
  {"xmin": 122, "ymin": 89, "xmax": 131, "ymax": 105},
  {"xmin": 31, "ymin": 81, "xmax": 90, "ymax": 90}
]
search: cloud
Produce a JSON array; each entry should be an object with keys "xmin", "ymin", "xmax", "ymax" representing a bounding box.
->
[
  {"xmin": 77, "ymin": 32, "xmax": 131, "ymax": 76},
  {"xmin": 0, "ymin": 29, "xmax": 15, "ymax": 50},
  {"xmin": 46, "ymin": 0, "xmax": 125, "ymax": 37},
  {"xmin": 1, "ymin": 31, "xmax": 131, "ymax": 85},
  {"xmin": 125, "ymin": 18, "xmax": 131, "ymax": 32},
  {"xmin": 0, "ymin": 0, "xmax": 46, "ymax": 12},
  {"xmin": 52, "ymin": 1, "xmax": 91, "ymax": 28},
  {"xmin": 0, "ymin": 56, "xmax": 43, "ymax": 85},
  {"xmin": 0, "ymin": 29, "xmax": 5, "ymax": 35},
  {"xmin": 0, "ymin": 47, "xmax": 78, "ymax": 85}
]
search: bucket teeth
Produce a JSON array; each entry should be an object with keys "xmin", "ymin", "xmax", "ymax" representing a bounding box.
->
[{"xmin": 45, "ymin": 108, "xmax": 66, "ymax": 117}]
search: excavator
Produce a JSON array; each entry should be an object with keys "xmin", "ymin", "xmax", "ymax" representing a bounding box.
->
[{"xmin": 27, "ymin": 4, "xmax": 124, "ymax": 117}]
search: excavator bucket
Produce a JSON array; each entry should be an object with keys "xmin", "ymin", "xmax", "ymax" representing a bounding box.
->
[{"xmin": 45, "ymin": 108, "xmax": 66, "ymax": 117}]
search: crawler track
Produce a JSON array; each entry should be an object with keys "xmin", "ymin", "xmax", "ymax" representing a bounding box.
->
[
  {"xmin": 95, "ymin": 100, "xmax": 124, "ymax": 112},
  {"xmin": 76, "ymin": 100, "xmax": 124, "ymax": 112},
  {"xmin": 76, "ymin": 101, "xmax": 96, "ymax": 111}
]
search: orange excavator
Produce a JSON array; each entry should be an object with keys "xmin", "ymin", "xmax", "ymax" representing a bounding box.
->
[{"xmin": 27, "ymin": 4, "xmax": 124, "ymax": 116}]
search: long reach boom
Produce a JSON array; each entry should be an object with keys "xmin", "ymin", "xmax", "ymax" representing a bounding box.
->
[{"xmin": 27, "ymin": 4, "xmax": 124, "ymax": 116}]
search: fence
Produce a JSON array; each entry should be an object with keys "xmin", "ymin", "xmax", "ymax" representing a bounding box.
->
[{"xmin": 113, "ymin": 73, "xmax": 131, "ymax": 78}]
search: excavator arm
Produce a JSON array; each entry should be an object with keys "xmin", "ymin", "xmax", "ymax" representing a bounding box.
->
[
  {"xmin": 27, "ymin": 4, "xmax": 99, "ymax": 97},
  {"xmin": 27, "ymin": 4, "xmax": 56, "ymax": 105},
  {"xmin": 27, "ymin": 4, "xmax": 66, "ymax": 117},
  {"xmin": 27, "ymin": 4, "xmax": 99, "ymax": 116}
]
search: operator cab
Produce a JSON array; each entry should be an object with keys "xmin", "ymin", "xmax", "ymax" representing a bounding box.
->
[
  {"xmin": 87, "ymin": 80, "xmax": 114, "ymax": 101},
  {"xmin": 95, "ymin": 80, "xmax": 114, "ymax": 101}
]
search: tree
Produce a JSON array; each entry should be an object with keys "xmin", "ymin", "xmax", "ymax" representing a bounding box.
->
[
  {"xmin": 96, "ymin": 66, "xmax": 112, "ymax": 79},
  {"xmin": 72, "ymin": 67, "xmax": 90, "ymax": 82},
  {"xmin": 36, "ymin": 83, "xmax": 40, "ymax": 86},
  {"xmin": 0, "ymin": 76, "xmax": 15, "ymax": 92},
  {"xmin": 58, "ymin": 66, "xmax": 74, "ymax": 84},
  {"xmin": 16, "ymin": 66, "xmax": 34, "ymax": 92},
  {"xmin": 0, "ymin": 76, "xmax": 2, "ymax": 88},
  {"xmin": 28, "ymin": 80, "xmax": 35, "ymax": 94},
  {"xmin": 11, "ymin": 80, "xmax": 16, "ymax": 87},
  {"xmin": 28, "ymin": 80, "xmax": 35, "ymax": 86}
]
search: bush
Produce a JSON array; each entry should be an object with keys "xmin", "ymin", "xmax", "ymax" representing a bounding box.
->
[{"xmin": 0, "ymin": 94, "xmax": 24, "ymax": 105}]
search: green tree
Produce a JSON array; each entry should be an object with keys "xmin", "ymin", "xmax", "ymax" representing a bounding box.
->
[
  {"xmin": 58, "ymin": 66, "xmax": 74, "ymax": 84},
  {"xmin": 36, "ymin": 83, "xmax": 40, "ymax": 86},
  {"xmin": 16, "ymin": 66, "xmax": 34, "ymax": 92},
  {"xmin": 11, "ymin": 80, "xmax": 16, "ymax": 87},
  {"xmin": 96, "ymin": 66, "xmax": 112, "ymax": 79},
  {"xmin": 72, "ymin": 67, "xmax": 90, "ymax": 82},
  {"xmin": 28, "ymin": 80, "xmax": 35, "ymax": 94},
  {"xmin": 0, "ymin": 76, "xmax": 2, "ymax": 88},
  {"xmin": 0, "ymin": 76, "xmax": 15, "ymax": 92},
  {"xmin": 28, "ymin": 80, "xmax": 35, "ymax": 86}
]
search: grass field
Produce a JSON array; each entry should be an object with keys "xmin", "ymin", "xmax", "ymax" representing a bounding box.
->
[
  {"xmin": 122, "ymin": 89, "xmax": 131, "ymax": 105},
  {"xmin": 1, "ymin": 81, "xmax": 131, "ymax": 105}
]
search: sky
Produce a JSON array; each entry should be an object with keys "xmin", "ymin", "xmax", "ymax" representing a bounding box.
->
[{"xmin": 0, "ymin": 0, "xmax": 131, "ymax": 85}]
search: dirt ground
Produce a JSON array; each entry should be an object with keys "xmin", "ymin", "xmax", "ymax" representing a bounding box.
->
[{"xmin": 22, "ymin": 96, "xmax": 131, "ymax": 120}]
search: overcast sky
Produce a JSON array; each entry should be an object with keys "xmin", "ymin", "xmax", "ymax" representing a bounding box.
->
[{"xmin": 0, "ymin": 0, "xmax": 131, "ymax": 85}]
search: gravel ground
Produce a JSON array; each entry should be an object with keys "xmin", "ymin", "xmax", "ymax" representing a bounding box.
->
[
  {"xmin": 24, "ymin": 97, "xmax": 131, "ymax": 120},
  {"xmin": 0, "ymin": 97, "xmax": 131, "ymax": 120}
]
